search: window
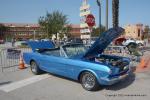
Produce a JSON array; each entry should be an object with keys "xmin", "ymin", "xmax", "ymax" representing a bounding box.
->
[{"xmin": 63, "ymin": 45, "xmax": 87, "ymax": 58}]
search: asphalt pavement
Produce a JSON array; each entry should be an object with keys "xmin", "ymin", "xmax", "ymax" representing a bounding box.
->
[
  {"xmin": 0, "ymin": 67, "xmax": 150, "ymax": 100},
  {"xmin": 0, "ymin": 42, "xmax": 150, "ymax": 100}
]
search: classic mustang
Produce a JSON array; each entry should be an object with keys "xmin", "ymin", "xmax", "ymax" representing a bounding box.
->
[{"xmin": 23, "ymin": 27, "xmax": 131, "ymax": 91}]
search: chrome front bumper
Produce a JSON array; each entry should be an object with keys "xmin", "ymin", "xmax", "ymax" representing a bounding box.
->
[{"xmin": 99, "ymin": 69, "xmax": 131, "ymax": 85}]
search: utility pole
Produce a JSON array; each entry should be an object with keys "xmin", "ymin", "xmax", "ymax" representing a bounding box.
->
[
  {"xmin": 105, "ymin": 0, "xmax": 108, "ymax": 30},
  {"xmin": 33, "ymin": 30, "xmax": 36, "ymax": 40},
  {"xmin": 96, "ymin": 0, "xmax": 101, "ymax": 34}
]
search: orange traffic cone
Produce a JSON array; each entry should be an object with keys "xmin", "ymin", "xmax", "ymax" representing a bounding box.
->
[
  {"xmin": 139, "ymin": 58, "xmax": 146, "ymax": 68},
  {"xmin": 19, "ymin": 54, "xmax": 26, "ymax": 69}
]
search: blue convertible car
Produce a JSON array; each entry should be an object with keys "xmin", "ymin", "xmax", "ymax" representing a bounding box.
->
[{"xmin": 23, "ymin": 27, "xmax": 131, "ymax": 91}]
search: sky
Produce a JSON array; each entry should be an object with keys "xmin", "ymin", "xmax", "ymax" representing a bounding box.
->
[{"xmin": 0, "ymin": 0, "xmax": 150, "ymax": 28}]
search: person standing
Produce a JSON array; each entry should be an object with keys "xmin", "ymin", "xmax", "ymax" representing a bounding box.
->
[{"xmin": 12, "ymin": 38, "xmax": 15, "ymax": 47}]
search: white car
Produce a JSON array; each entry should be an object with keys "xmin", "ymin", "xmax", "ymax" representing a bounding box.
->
[
  {"xmin": 15, "ymin": 41, "xmax": 28, "ymax": 47},
  {"xmin": 136, "ymin": 40, "xmax": 144, "ymax": 46},
  {"xmin": 103, "ymin": 45, "xmax": 142, "ymax": 63},
  {"xmin": 103, "ymin": 46, "xmax": 130, "ymax": 57},
  {"xmin": 122, "ymin": 39, "xmax": 144, "ymax": 46}
]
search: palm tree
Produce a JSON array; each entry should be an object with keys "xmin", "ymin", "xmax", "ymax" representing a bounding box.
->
[
  {"xmin": 112, "ymin": 0, "xmax": 119, "ymax": 28},
  {"xmin": 39, "ymin": 11, "xmax": 69, "ymax": 39},
  {"xmin": 92, "ymin": 25, "xmax": 106, "ymax": 37}
]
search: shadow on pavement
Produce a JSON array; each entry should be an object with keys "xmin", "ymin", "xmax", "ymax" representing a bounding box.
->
[
  {"xmin": 48, "ymin": 72, "xmax": 135, "ymax": 91},
  {"xmin": 104, "ymin": 73, "xmax": 135, "ymax": 91},
  {"xmin": 48, "ymin": 73, "xmax": 79, "ymax": 83},
  {"xmin": 0, "ymin": 81, "xmax": 12, "ymax": 86}
]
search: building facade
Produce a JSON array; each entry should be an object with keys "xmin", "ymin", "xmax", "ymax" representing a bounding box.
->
[
  {"xmin": 124, "ymin": 24, "xmax": 144, "ymax": 40},
  {"xmin": 0, "ymin": 23, "xmax": 81, "ymax": 41},
  {"xmin": 69, "ymin": 24, "xmax": 81, "ymax": 38},
  {"xmin": 80, "ymin": 0, "xmax": 91, "ymax": 40},
  {"xmin": 0, "ymin": 23, "xmax": 43, "ymax": 41}
]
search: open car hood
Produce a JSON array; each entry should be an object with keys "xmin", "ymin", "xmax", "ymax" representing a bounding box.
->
[
  {"xmin": 84, "ymin": 27, "xmax": 124, "ymax": 57},
  {"xmin": 27, "ymin": 41, "xmax": 55, "ymax": 52}
]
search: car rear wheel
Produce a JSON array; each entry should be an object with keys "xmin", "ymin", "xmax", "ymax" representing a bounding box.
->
[
  {"xmin": 80, "ymin": 72, "xmax": 100, "ymax": 91},
  {"xmin": 30, "ymin": 61, "xmax": 43, "ymax": 75}
]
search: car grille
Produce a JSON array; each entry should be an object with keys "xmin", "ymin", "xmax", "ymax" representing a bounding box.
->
[
  {"xmin": 115, "ymin": 60, "xmax": 129, "ymax": 72},
  {"xmin": 118, "ymin": 61, "xmax": 129, "ymax": 72},
  {"xmin": 109, "ymin": 66, "xmax": 129, "ymax": 77}
]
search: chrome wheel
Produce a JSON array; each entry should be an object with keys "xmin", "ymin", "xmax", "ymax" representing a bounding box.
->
[
  {"xmin": 80, "ymin": 72, "xmax": 99, "ymax": 91},
  {"xmin": 31, "ymin": 61, "xmax": 37, "ymax": 73},
  {"xmin": 82, "ymin": 73, "xmax": 95, "ymax": 89},
  {"xmin": 30, "ymin": 61, "xmax": 44, "ymax": 75}
]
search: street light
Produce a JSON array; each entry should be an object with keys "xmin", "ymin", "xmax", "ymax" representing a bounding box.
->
[
  {"xmin": 96, "ymin": 0, "xmax": 101, "ymax": 34},
  {"xmin": 33, "ymin": 30, "xmax": 36, "ymax": 40},
  {"xmin": 106, "ymin": 0, "xmax": 108, "ymax": 30}
]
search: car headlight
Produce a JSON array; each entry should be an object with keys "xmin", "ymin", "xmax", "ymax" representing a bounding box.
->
[
  {"xmin": 112, "ymin": 61, "xmax": 117, "ymax": 66},
  {"xmin": 108, "ymin": 69, "xmax": 112, "ymax": 75}
]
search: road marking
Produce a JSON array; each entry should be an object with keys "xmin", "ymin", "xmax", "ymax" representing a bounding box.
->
[{"xmin": 0, "ymin": 74, "xmax": 50, "ymax": 92}]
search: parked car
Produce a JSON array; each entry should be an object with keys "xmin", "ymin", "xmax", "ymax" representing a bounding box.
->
[
  {"xmin": 136, "ymin": 40, "xmax": 145, "ymax": 46},
  {"xmin": 0, "ymin": 39, "xmax": 5, "ymax": 44},
  {"xmin": 103, "ymin": 46, "xmax": 130, "ymax": 57},
  {"xmin": 15, "ymin": 40, "xmax": 28, "ymax": 47},
  {"xmin": 23, "ymin": 27, "xmax": 131, "ymax": 91},
  {"xmin": 41, "ymin": 39, "xmax": 50, "ymax": 41},
  {"xmin": 66, "ymin": 38, "xmax": 83, "ymax": 44},
  {"xmin": 113, "ymin": 37, "xmax": 126, "ymax": 45},
  {"xmin": 104, "ymin": 45, "xmax": 142, "ymax": 63},
  {"xmin": 122, "ymin": 38, "xmax": 144, "ymax": 46}
]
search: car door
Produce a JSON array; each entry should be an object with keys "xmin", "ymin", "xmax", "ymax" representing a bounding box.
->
[
  {"xmin": 37, "ymin": 49, "xmax": 74, "ymax": 78},
  {"xmin": 53, "ymin": 57, "xmax": 75, "ymax": 78},
  {"xmin": 39, "ymin": 55, "xmax": 61, "ymax": 74},
  {"xmin": 46, "ymin": 56, "xmax": 84, "ymax": 79}
]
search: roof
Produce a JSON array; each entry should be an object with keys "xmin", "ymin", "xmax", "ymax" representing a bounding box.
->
[
  {"xmin": 0, "ymin": 23, "xmax": 40, "ymax": 28},
  {"xmin": 64, "ymin": 24, "xmax": 80, "ymax": 28},
  {"xmin": 0, "ymin": 23, "xmax": 80, "ymax": 28}
]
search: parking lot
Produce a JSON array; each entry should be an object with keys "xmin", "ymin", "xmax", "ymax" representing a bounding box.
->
[
  {"xmin": 0, "ymin": 43, "xmax": 150, "ymax": 100},
  {"xmin": 0, "ymin": 67, "xmax": 150, "ymax": 100}
]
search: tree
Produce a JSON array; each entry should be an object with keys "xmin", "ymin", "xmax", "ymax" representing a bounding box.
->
[
  {"xmin": 38, "ymin": 11, "xmax": 69, "ymax": 39},
  {"xmin": 112, "ymin": 0, "xmax": 119, "ymax": 28},
  {"xmin": 62, "ymin": 25, "xmax": 72, "ymax": 38},
  {"xmin": 92, "ymin": 25, "xmax": 106, "ymax": 37},
  {"xmin": 0, "ymin": 24, "xmax": 8, "ymax": 34},
  {"xmin": 58, "ymin": 25, "xmax": 72, "ymax": 40},
  {"xmin": 0, "ymin": 24, "xmax": 9, "ymax": 40}
]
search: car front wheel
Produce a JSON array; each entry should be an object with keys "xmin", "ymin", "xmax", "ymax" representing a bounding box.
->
[
  {"xmin": 30, "ymin": 61, "xmax": 43, "ymax": 75},
  {"xmin": 80, "ymin": 72, "xmax": 100, "ymax": 91}
]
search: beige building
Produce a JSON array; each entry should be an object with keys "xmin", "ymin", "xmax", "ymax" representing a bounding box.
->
[{"xmin": 124, "ymin": 24, "xmax": 144, "ymax": 40}]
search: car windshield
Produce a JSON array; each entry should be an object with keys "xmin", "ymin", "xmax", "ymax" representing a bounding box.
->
[
  {"xmin": 37, "ymin": 48, "xmax": 60, "ymax": 57},
  {"xmin": 63, "ymin": 44, "xmax": 88, "ymax": 58}
]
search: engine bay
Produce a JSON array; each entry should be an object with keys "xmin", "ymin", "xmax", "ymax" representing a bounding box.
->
[
  {"xmin": 87, "ymin": 54, "xmax": 129, "ymax": 72},
  {"xmin": 96, "ymin": 55, "xmax": 123, "ymax": 66}
]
